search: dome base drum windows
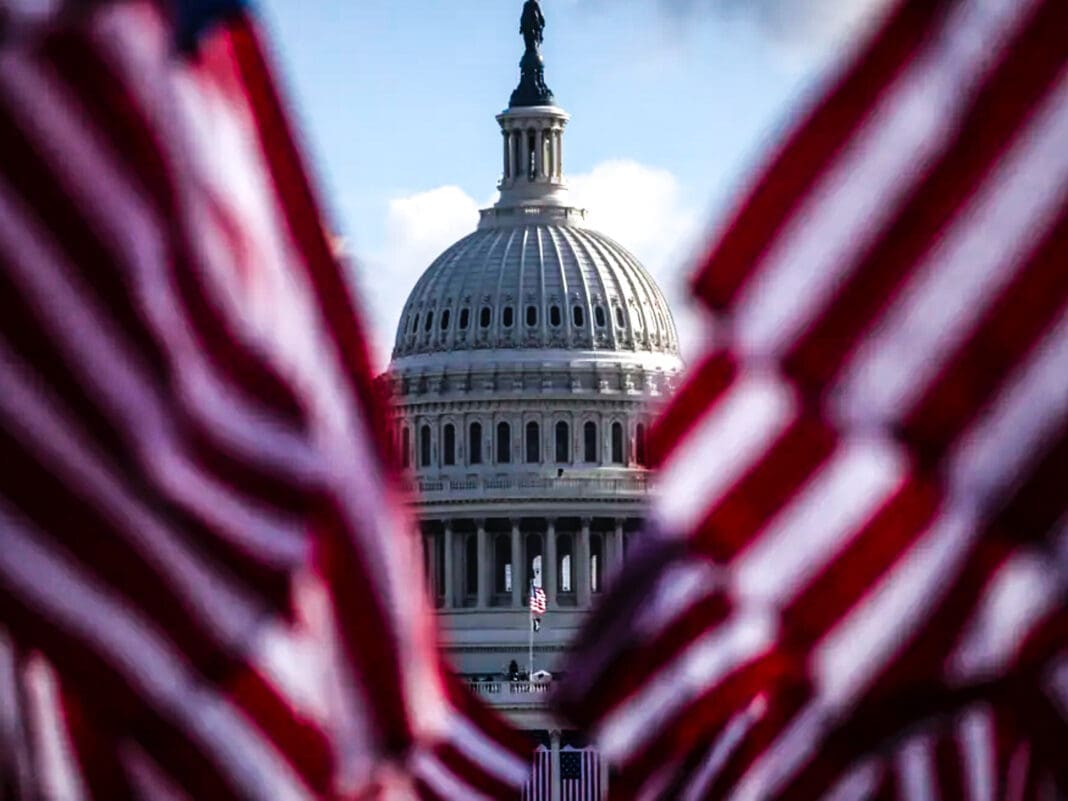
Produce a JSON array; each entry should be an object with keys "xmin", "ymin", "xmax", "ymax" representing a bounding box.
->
[
  {"xmin": 443, "ymin": 423, "xmax": 456, "ymax": 466},
  {"xmin": 583, "ymin": 421, "xmax": 597, "ymax": 463},
  {"xmin": 526, "ymin": 421, "xmax": 540, "ymax": 464},
  {"xmin": 555, "ymin": 420, "xmax": 570, "ymax": 463},
  {"xmin": 469, "ymin": 421, "xmax": 483, "ymax": 465},
  {"xmin": 496, "ymin": 421, "xmax": 512, "ymax": 464}
]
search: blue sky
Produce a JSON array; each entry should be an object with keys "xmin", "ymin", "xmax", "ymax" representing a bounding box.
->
[{"xmin": 256, "ymin": 0, "xmax": 888, "ymax": 364}]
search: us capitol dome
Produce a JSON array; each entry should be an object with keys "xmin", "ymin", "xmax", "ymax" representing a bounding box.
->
[{"xmin": 383, "ymin": 2, "xmax": 682, "ymax": 783}]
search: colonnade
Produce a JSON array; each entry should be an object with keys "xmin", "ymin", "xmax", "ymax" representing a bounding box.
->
[
  {"xmin": 421, "ymin": 516, "xmax": 637, "ymax": 610},
  {"xmin": 501, "ymin": 124, "xmax": 564, "ymax": 184}
]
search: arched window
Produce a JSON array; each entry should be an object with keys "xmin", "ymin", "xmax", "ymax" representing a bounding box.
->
[
  {"xmin": 635, "ymin": 423, "xmax": 647, "ymax": 466},
  {"xmin": 525, "ymin": 421, "xmax": 540, "ymax": 463},
  {"xmin": 557, "ymin": 533, "xmax": 574, "ymax": 595},
  {"xmin": 583, "ymin": 421, "xmax": 598, "ymax": 463},
  {"xmin": 549, "ymin": 305, "xmax": 561, "ymax": 327},
  {"xmin": 494, "ymin": 534, "xmax": 512, "ymax": 595},
  {"xmin": 590, "ymin": 533, "xmax": 604, "ymax": 594},
  {"xmin": 595, "ymin": 306, "xmax": 606, "ymax": 327},
  {"xmin": 573, "ymin": 306, "xmax": 585, "ymax": 327},
  {"xmin": 555, "ymin": 421, "xmax": 570, "ymax": 463},
  {"xmin": 459, "ymin": 308, "xmax": 470, "ymax": 330},
  {"xmin": 440, "ymin": 309, "xmax": 451, "ymax": 330},
  {"xmin": 469, "ymin": 422, "xmax": 482, "ymax": 465},
  {"xmin": 611, "ymin": 422, "xmax": 624, "ymax": 464},
  {"xmin": 443, "ymin": 424, "xmax": 456, "ymax": 466},
  {"xmin": 526, "ymin": 305, "xmax": 538, "ymax": 327},
  {"xmin": 480, "ymin": 306, "xmax": 492, "ymax": 328},
  {"xmin": 615, "ymin": 307, "xmax": 626, "ymax": 328},
  {"xmin": 465, "ymin": 534, "xmax": 478, "ymax": 600},
  {"xmin": 420, "ymin": 424, "xmax": 432, "ymax": 467},
  {"xmin": 496, "ymin": 421, "xmax": 511, "ymax": 464},
  {"xmin": 401, "ymin": 426, "xmax": 411, "ymax": 468},
  {"xmin": 502, "ymin": 306, "xmax": 514, "ymax": 328}
]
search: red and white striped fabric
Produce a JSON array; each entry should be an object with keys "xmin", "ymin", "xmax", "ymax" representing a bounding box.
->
[
  {"xmin": 0, "ymin": 1, "xmax": 529, "ymax": 798},
  {"xmin": 521, "ymin": 745, "xmax": 552, "ymax": 801},
  {"xmin": 555, "ymin": 0, "xmax": 1068, "ymax": 798},
  {"xmin": 531, "ymin": 586, "xmax": 547, "ymax": 616}
]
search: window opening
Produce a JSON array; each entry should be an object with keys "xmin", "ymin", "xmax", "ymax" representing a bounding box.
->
[
  {"xmin": 480, "ymin": 306, "xmax": 491, "ymax": 328},
  {"xmin": 440, "ymin": 309, "xmax": 450, "ymax": 330},
  {"xmin": 469, "ymin": 422, "xmax": 482, "ymax": 465},
  {"xmin": 611, "ymin": 422, "xmax": 624, "ymax": 464},
  {"xmin": 526, "ymin": 421, "xmax": 540, "ymax": 463},
  {"xmin": 583, "ymin": 421, "xmax": 597, "ymax": 463},
  {"xmin": 550, "ymin": 305, "xmax": 561, "ymax": 327},
  {"xmin": 503, "ymin": 306, "xmax": 514, "ymax": 328},
  {"xmin": 595, "ymin": 306, "xmax": 606, "ymax": 327},
  {"xmin": 496, "ymin": 421, "xmax": 511, "ymax": 464},
  {"xmin": 555, "ymin": 421, "xmax": 570, "ymax": 463},
  {"xmin": 420, "ymin": 425, "xmax": 431, "ymax": 467},
  {"xmin": 459, "ymin": 308, "xmax": 470, "ymax": 330},
  {"xmin": 526, "ymin": 305, "xmax": 538, "ymax": 327},
  {"xmin": 443, "ymin": 424, "xmax": 456, "ymax": 466},
  {"xmin": 573, "ymin": 306, "xmax": 585, "ymax": 327}
]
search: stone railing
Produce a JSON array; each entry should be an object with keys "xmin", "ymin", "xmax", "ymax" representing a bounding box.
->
[
  {"xmin": 404, "ymin": 471, "xmax": 650, "ymax": 503},
  {"xmin": 467, "ymin": 680, "xmax": 552, "ymax": 704}
]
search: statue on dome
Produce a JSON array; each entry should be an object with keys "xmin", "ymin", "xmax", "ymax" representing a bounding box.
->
[
  {"xmin": 510, "ymin": 0, "xmax": 554, "ymax": 108},
  {"xmin": 520, "ymin": 0, "xmax": 545, "ymax": 54}
]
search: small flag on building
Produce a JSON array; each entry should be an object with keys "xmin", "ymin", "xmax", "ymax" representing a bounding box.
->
[{"xmin": 530, "ymin": 585, "xmax": 547, "ymax": 616}]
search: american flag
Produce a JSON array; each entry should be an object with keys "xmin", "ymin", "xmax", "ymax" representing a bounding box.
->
[
  {"xmin": 521, "ymin": 744, "xmax": 552, "ymax": 801},
  {"xmin": 530, "ymin": 585, "xmax": 547, "ymax": 616},
  {"xmin": 555, "ymin": 0, "xmax": 1068, "ymax": 798},
  {"xmin": 0, "ymin": 0, "xmax": 530, "ymax": 797},
  {"xmin": 560, "ymin": 746, "xmax": 602, "ymax": 801}
]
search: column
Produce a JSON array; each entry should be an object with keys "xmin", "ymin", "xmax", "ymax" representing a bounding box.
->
[
  {"xmin": 443, "ymin": 523, "xmax": 454, "ymax": 609},
  {"xmin": 550, "ymin": 729, "xmax": 562, "ymax": 801},
  {"xmin": 556, "ymin": 129, "xmax": 563, "ymax": 178},
  {"xmin": 512, "ymin": 130, "xmax": 521, "ymax": 181},
  {"xmin": 534, "ymin": 128, "xmax": 544, "ymax": 180},
  {"xmin": 577, "ymin": 518, "xmax": 592, "ymax": 609},
  {"xmin": 502, "ymin": 130, "xmax": 510, "ymax": 179},
  {"xmin": 545, "ymin": 519, "xmax": 557, "ymax": 609},
  {"xmin": 553, "ymin": 129, "xmax": 561, "ymax": 178},
  {"xmin": 511, "ymin": 520, "xmax": 522, "ymax": 608},
  {"xmin": 476, "ymin": 520, "xmax": 490, "ymax": 609}
]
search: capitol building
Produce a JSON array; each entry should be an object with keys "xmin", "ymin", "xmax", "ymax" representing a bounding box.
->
[{"xmin": 384, "ymin": 3, "xmax": 683, "ymax": 797}]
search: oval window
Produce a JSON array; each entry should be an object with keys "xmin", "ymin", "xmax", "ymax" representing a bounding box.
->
[
  {"xmin": 503, "ymin": 306, "xmax": 514, "ymax": 328},
  {"xmin": 572, "ymin": 306, "xmax": 585, "ymax": 327},
  {"xmin": 480, "ymin": 307, "xmax": 492, "ymax": 328},
  {"xmin": 440, "ymin": 308, "xmax": 451, "ymax": 330},
  {"xmin": 595, "ymin": 306, "xmax": 606, "ymax": 327},
  {"xmin": 615, "ymin": 307, "xmax": 626, "ymax": 328},
  {"xmin": 459, "ymin": 308, "xmax": 470, "ymax": 330},
  {"xmin": 550, "ymin": 305, "xmax": 561, "ymax": 327},
  {"xmin": 410, "ymin": 314, "xmax": 419, "ymax": 333},
  {"xmin": 424, "ymin": 311, "xmax": 434, "ymax": 332},
  {"xmin": 526, "ymin": 305, "xmax": 538, "ymax": 326}
]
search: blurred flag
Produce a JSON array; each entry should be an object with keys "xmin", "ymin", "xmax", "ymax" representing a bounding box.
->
[
  {"xmin": 0, "ymin": 1, "xmax": 529, "ymax": 798},
  {"xmin": 555, "ymin": 0, "xmax": 1068, "ymax": 798},
  {"xmin": 560, "ymin": 746, "xmax": 602, "ymax": 801}
]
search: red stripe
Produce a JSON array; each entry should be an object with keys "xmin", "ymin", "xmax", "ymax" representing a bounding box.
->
[
  {"xmin": 782, "ymin": 0, "xmax": 1068, "ymax": 394},
  {"xmin": 61, "ymin": 686, "xmax": 141, "ymax": 801},
  {"xmin": 782, "ymin": 474, "xmax": 941, "ymax": 647},
  {"xmin": 443, "ymin": 670, "xmax": 533, "ymax": 762},
  {"xmin": 646, "ymin": 350, "xmax": 736, "ymax": 470},
  {"xmin": 432, "ymin": 741, "xmax": 516, "ymax": 800},
  {"xmin": 902, "ymin": 207, "xmax": 1068, "ymax": 463},
  {"xmin": 691, "ymin": 415, "xmax": 837, "ymax": 561},
  {"xmin": 933, "ymin": 728, "xmax": 967, "ymax": 801},
  {"xmin": 691, "ymin": 0, "xmax": 951, "ymax": 309},
  {"xmin": 316, "ymin": 502, "xmax": 414, "ymax": 754}
]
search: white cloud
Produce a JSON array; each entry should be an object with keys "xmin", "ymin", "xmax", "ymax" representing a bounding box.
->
[
  {"xmin": 358, "ymin": 161, "xmax": 712, "ymax": 369},
  {"xmin": 659, "ymin": 0, "xmax": 895, "ymax": 62}
]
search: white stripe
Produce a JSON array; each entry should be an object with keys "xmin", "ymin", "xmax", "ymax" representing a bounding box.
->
[
  {"xmin": 813, "ymin": 509, "xmax": 976, "ymax": 711},
  {"xmin": 733, "ymin": 437, "xmax": 906, "ymax": 606},
  {"xmin": 654, "ymin": 370, "xmax": 795, "ymax": 536},
  {"xmin": 726, "ymin": 702, "xmax": 826, "ymax": 801},
  {"xmin": 635, "ymin": 560, "xmax": 722, "ymax": 640},
  {"xmin": 123, "ymin": 744, "xmax": 196, "ymax": 801},
  {"xmin": 733, "ymin": 0, "xmax": 1044, "ymax": 358},
  {"xmin": 822, "ymin": 760, "xmax": 883, "ymax": 801},
  {"xmin": 947, "ymin": 550, "xmax": 1061, "ymax": 684},
  {"xmin": 898, "ymin": 735, "xmax": 938, "ymax": 801},
  {"xmin": 410, "ymin": 748, "xmax": 495, "ymax": 801},
  {"xmin": 960, "ymin": 707, "xmax": 996, "ymax": 801},
  {"xmin": 443, "ymin": 709, "xmax": 531, "ymax": 788},
  {"xmin": 833, "ymin": 73, "xmax": 1068, "ymax": 427},
  {"xmin": 680, "ymin": 695, "xmax": 767, "ymax": 801},
  {"xmin": 594, "ymin": 612, "xmax": 775, "ymax": 763},
  {"xmin": 947, "ymin": 304, "xmax": 1068, "ymax": 510},
  {"xmin": 0, "ymin": 513, "xmax": 316, "ymax": 801},
  {"xmin": 23, "ymin": 655, "xmax": 87, "ymax": 801}
]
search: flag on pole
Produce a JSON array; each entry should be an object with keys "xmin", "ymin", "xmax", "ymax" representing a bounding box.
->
[
  {"xmin": 554, "ymin": 0, "xmax": 1068, "ymax": 798},
  {"xmin": 0, "ymin": 1, "xmax": 530, "ymax": 797},
  {"xmin": 530, "ymin": 585, "xmax": 547, "ymax": 616}
]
